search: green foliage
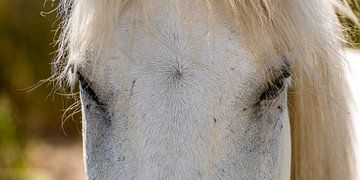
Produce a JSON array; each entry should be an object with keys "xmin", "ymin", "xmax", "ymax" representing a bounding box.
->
[
  {"xmin": 0, "ymin": 1, "xmax": 81, "ymax": 179},
  {"xmin": 0, "ymin": 94, "xmax": 24, "ymax": 180},
  {"xmin": 0, "ymin": 0, "xmax": 81, "ymax": 138}
]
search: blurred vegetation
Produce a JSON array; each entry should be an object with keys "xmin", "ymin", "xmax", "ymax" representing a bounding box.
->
[
  {"xmin": 0, "ymin": 0, "xmax": 359, "ymax": 179},
  {"xmin": 0, "ymin": 94, "xmax": 24, "ymax": 179},
  {"xmin": 0, "ymin": 0, "xmax": 81, "ymax": 179}
]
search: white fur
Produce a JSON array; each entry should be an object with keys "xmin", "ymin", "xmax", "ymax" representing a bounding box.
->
[
  {"xmin": 76, "ymin": 1, "xmax": 291, "ymax": 179},
  {"xmin": 55, "ymin": 0, "xmax": 357, "ymax": 179}
]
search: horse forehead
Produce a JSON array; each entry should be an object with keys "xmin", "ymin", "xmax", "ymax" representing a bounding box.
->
[
  {"xmin": 99, "ymin": 3, "xmax": 259, "ymax": 77},
  {"xmin": 82, "ymin": 1, "xmax": 266, "ymax": 98},
  {"xmin": 100, "ymin": 31, "xmax": 259, "ymax": 98}
]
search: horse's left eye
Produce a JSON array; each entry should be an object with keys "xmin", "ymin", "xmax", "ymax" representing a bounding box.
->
[
  {"xmin": 260, "ymin": 70, "xmax": 290, "ymax": 101},
  {"xmin": 260, "ymin": 78, "xmax": 286, "ymax": 101}
]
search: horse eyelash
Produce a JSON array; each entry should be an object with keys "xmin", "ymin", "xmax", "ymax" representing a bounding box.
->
[
  {"xmin": 260, "ymin": 70, "xmax": 291, "ymax": 101},
  {"xmin": 260, "ymin": 78, "xmax": 286, "ymax": 101},
  {"xmin": 78, "ymin": 73, "xmax": 104, "ymax": 106}
]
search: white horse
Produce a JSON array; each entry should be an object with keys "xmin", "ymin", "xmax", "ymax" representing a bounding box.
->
[{"xmin": 53, "ymin": 0, "xmax": 356, "ymax": 179}]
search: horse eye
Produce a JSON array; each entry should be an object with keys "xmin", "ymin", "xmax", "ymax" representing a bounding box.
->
[
  {"xmin": 260, "ymin": 71, "xmax": 290, "ymax": 101},
  {"xmin": 78, "ymin": 73, "xmax": 103, "ymax": 105},
  {"xmin": 77, "ymin": 72, "xmax": 88, "ymax": 88},
  {"xmin": 260, "ymin": 79, "xmax": 286, "ymax": 101}
]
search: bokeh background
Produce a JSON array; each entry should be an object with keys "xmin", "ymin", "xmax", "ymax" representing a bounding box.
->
[
  {"xmin": 0, "ymin": 1, "xmax": 359, "ymax": 180},
  {"xmin": 0, "ymin": 1, "xmax": 84, "ymax": 179}
]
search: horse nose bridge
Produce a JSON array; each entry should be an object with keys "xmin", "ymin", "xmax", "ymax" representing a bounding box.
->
[{"xmin": 129, "ymin": 64, "xmax": 220, "ymax": 178}]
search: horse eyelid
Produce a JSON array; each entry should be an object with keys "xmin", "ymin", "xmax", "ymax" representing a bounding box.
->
[
  {"xmin": 259, "ymin": 69, "xmax": 291, "ymax": 101},
  {"xmin": 78, "ymin": 72, "xmax": 104, "ymax": 105}
]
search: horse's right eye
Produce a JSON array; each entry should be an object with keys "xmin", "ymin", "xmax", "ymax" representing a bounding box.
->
[{"xmin": 78, "ymin": 73, "xmax": 104, "ymax": 106}]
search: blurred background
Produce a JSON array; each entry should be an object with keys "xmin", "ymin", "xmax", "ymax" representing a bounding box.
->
[
  {"xmin": 0, "ymin": 0, "xmax": 359, "ymax": 180},
  {"xmin": 0, "ymin": 0, "xmax": 84, "ymax": 179}
]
